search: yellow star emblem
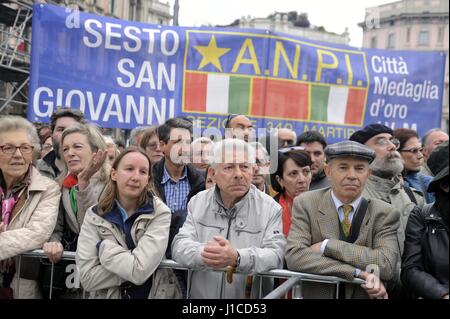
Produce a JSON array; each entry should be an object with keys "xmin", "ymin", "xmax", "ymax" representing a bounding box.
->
[{"xmin": 194, "ymin": 35, "xmax": 231, "ymax": 72}]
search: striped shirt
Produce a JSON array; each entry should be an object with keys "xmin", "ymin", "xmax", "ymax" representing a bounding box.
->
[{"xmin": 162, "ymin": 165, "xmax": 191, "ymax": 213}]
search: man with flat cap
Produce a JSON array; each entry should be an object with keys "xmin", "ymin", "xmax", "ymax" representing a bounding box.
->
[
  {"xmin": 285, "ymin": 141, "xmax": 400, "ymax": 299},
  {"xmin": 350, "ymin": 124, "xmax": 423, "ymax": 298}
]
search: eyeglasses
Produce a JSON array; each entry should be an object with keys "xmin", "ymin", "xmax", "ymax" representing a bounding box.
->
[
  {"xmin": 278, "ymin": 146, "xmax": 305, "ymax": 154},
  {"xmin": 399, "ymin": 147, "xmax": 423, "ymax": 155},
  {"xmin": 146, "ymin": 142, "xmax": 160, "ymax": 151},
  {"xmin": 42, "ymin": 143, "xmax": 53, "ymax": 151},
  {"xmin": 0, "ymin": 144, "xmax": 35, "ymax": 154},
  {"xmin": 375, "ymin": 137, "xmax": 400, "ymax": 149},
  {"xmin": 279, "ymin": 138, "xmax": 295, "ymax": 147}
]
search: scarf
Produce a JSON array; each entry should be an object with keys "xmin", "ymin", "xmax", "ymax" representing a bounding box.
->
[
  {"xmin": 278, "ymin": 193, "xmax": 294, "ymax": 237},
  {"xmin": 63, "ymin": 173, "xmax": 78, "ymax": 216},
  {"xmin": 0, "ymin": 168, "xmax": 31, "ymax": 231}
]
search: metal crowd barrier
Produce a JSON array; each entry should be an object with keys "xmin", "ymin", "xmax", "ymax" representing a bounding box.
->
[{"xmin": 17, "ymin": 250, "xmax": 364, "ymax": 299}]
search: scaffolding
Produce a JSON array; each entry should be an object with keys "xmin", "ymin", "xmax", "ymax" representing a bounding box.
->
[{"xmin": 0, "ymin": 0, "xmax": 34, "ymax": 115}]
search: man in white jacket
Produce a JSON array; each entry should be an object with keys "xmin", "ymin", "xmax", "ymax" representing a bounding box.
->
[{"xmin": 172, "ymin": 138, "xmax": 286, "ymax": 299}]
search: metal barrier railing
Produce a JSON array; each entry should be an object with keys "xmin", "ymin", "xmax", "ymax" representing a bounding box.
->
[{"xmin": 16, "ymin": 249, "xmax": 364, "ymax": 299}]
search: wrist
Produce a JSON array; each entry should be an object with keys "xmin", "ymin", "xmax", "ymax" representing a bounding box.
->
[{"xmin": 234, "ymin": 250, "xmax": 241, "ymax": 268}]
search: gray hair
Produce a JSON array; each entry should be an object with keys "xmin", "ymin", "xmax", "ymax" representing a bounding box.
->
[
  {"xmin": 0, "ymin": 116, "xmax": 40, "ymax": 152},
  {"xmin": 129, "ymin": 126, "xmax": 148, "ymax": 146},
  {"xmin": 274, "ymin": 128, "xmax": 297, "ymax": 142},
  {"xmin": 249, "ymin": 141, "xmax": 270, "ymax": 163},
  {"xmin": 422, "ymin": 128, "xmax": 448, "ymax": 147},
  {"xmin": 210, "ymin": 138, "xmax": 256, "ymax": 168},
  {"xmin": 191, "ymin": 136, "xmax": 214, "ymax": 149}
]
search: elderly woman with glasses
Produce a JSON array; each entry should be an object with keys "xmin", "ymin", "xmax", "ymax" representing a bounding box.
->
[
  {"xmin": 394, "ymin": 128, "xmax": 434, "ymax": 203},
  {"xmin": 271, "ymin": 147, "xmax": 312, "ymax": 236},
  {"xmin": 140, "ymin": 126, "xmax": 164, "ymax": 166},
  {"xmin": 0, "ymin": 116, "xmax": 60, "ymax": 299}
]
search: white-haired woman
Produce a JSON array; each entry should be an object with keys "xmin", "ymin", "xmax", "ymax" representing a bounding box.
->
[
  {"xmin": 0, "ymin": 116, "xmax": 60, "ymax": 299},
  {"xmin": 42, "ymin": 124, "xmax": 110, "ymax": 298}
]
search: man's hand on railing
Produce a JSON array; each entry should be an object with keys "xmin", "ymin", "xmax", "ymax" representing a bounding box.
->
[
  {"xmin": 201, "ymin": 235, "xmax": 239, "ymax": 268},
  {"xmin": 359, "ymin": 271, "xmax": 388, "ymax": 299},
  {"xmin": 43, "ymin": 242, "xmax": 64, "ymax": 264}
]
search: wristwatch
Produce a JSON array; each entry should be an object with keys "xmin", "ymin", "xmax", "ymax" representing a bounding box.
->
[{"xmin": 235, "ymin": 251, "xmax": 241, "ymax": 268}]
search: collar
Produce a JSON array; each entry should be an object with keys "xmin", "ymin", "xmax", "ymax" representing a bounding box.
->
[
  {"xmin": 162, "ymin": 164, "xmax": 188, "ymax": 184},
  {"xmin": 102, "ymin": 194, "xmax": 155, "ymax": 226},
  {"xmin": 0, "ymin": 165, "xmax": 32, "ymax": 194},
  {"xmin": 331, "ymin": 190, "xmax": 363, "ymax": 213},
  {"xmin": 213, "ymin": 184, "xmax": 251, "ymax": 217},
  {"xmin": 313, "ymin": 170, "xmax": 326, "ymax": 182},
  {"xmin": 368, "ymin": 174, "xmax": 402, "ymax": 191}
]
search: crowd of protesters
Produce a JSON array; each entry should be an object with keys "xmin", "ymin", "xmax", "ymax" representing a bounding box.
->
[{"xmin": 0, "ymin": 107, "xmax": 448, "ymax": 300}]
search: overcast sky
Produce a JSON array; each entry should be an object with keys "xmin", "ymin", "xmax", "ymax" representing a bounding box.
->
[{"xmin": 166, "ymin": 0, "xmax": 395, "ymax": 47}]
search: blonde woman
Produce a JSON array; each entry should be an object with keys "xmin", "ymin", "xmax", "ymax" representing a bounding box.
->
[{"xmin": 43, "ymin": 124, "xmax": 109, "ymax": 264}]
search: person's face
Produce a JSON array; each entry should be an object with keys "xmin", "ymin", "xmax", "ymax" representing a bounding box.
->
[
  {"xmin": 365, "ymin": 133, "xmax": 399, "ymax": 161},
  {"xmin": 160, "ymin": 128, "xmax": 191, "ymax": 166},
  {"xmin": 111, "ymin": 152, "xmax": 150, "ymax": 201},
  {"xmin": 325, "ymin": 157, "xmax": 371, "ymax": 203},
  {"xmin": 106, "ymin": 143, "xmax": 117, "ymax": 162},
  {"xmin": 205, "ymin": 168, "xmax": 215, "ymax": 189},
  {"xmin": 252, "ymin": 148, "xmax": 270, "ymax": 187},
  {"xmin": 399, "ymin": 137, "xmax": 424, "ymax": 172},
  {"xmin": 211, "ymin": 151, "xmax": 255, "ymax": 201},
  {"xmin": 52, "ymin": 116, "xmax": 79, "ymax": 146},
  {"xmin": 278, "ymin": 129, "xmax": 295, "ymax": 148},
  {"xmin": 145, "ymin": 134, "xmax": 164, "ymax": 165},
  {"xmin": 300, "ymin": 141, "xmax": 326, "ymax": 177},
  {"xmin": 276, "ymin": 158, "xmax": 311, "ymax": 198},
  {"xmin": 0, "ymin": 130, "xmax": 34, "ymax": 185},
  {"xmin": 191, "ymin": 142, "xmax": 213, "ymax": 170},
  {"xmin": 62, "ymin": 133, "xmax": 94, "ymax": 176},
  {"xmin": 41, "ymin": 136, "xmax": 53, "ymax": 158},
  {"xmin": 423, "ymin": 131, "xmax": 449, "ymax": 160},
  {"xmin": 226, "ymin": 115, "xmax": 255, "ymax": 142}
]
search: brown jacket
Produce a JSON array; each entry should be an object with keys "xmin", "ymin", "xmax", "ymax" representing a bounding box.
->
[{"xmin": 285, "ymin": 188, "xmax": 400, "ymax": 299}]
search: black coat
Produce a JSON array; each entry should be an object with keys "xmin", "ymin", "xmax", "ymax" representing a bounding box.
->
[{"xmin": 401, "ymin": 204, "xmax": 449, "ymax": 299}]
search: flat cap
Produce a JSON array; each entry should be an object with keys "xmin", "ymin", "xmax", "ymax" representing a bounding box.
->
[
  {"xmin": 325, "ymin": 140, "xmax": 376, "ymax": 164},
  {"xmin": 349, "ymin": 124, "xmax": 393, "ymax": 145}
]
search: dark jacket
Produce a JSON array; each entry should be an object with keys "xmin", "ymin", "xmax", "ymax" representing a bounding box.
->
[
  {"xmin": 152, "ymin": 158, "xmax": 205, "ymax": 256},
  {"xmin": 152, "ymin": 158, "xmax": 205, "ymax": 206},
  {"xmin": 401, "ymin": 204, "xmax": 449, "ymax": 299}
]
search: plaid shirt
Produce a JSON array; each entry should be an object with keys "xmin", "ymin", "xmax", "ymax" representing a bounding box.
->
[{"xmin": 162, "ymin": 165, "xmax": 191, "ymax": 213}]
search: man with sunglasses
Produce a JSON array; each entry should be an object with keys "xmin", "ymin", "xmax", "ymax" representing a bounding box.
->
[{"xmin": 350, "ymin": 123, "xmax": 424, "ymax": 299}]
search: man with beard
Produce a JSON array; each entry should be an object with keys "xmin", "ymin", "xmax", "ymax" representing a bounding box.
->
[
  {"xmin": 350, "ymin": 124, "xmax": 424, "ymax": 298},
  {"xmin": 37, "ymin": 107, "xmax": 86, "ymax": 179}
]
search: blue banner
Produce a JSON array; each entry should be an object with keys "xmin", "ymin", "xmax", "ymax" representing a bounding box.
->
[{"xmin": 28, "ymin": 4, "xmax": 446, "ymax": 142}]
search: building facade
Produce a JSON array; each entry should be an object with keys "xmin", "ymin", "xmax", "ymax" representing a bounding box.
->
[
  {"xmin": 359, "ymin": 0, "xmax": 449, "ymax": 131},
  {"xmin": 233, "ymin": 13, "xmax": 350, "ymax": 45}
]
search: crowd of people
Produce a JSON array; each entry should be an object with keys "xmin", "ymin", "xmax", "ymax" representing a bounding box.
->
[{"xmin": 0, "ymin": 108, "xmax": 448, "ymax": 300}]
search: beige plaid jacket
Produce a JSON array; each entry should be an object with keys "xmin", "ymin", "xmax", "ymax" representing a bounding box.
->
[{"xmin": 285, "ymin": 188, "xmax": 400, "ymax": 299}]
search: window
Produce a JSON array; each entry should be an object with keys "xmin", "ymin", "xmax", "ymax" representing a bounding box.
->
[
  {"xmin": 418, "ymin": 30, "xmax": 429, "ymax": 46},
  {"xmin": 438, "ymin": 26, "xmax": 444, "ymax": 43},
  {"xmin": 109, "ymin": 0, "xmax": 116, "ymax": 15},
  {"xmin": 387, "ymin": 33, "xmax": 395, "ymax": 48},
  {"xmin": 406, "ymin": 27, "xmax": 411, "ymax": 43},
  {"xmin": 370, "ymin": 36, "xmax": 377, "ymax": 48}
]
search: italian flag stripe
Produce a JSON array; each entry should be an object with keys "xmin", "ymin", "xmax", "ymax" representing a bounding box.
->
[
  {"xmin": 327, "ymin": 86, "xmax": 349, "ymax": 124},
  {"xmin": 310, "ymin": 85, "xmax": 329, "ymax": 122},
  {"xmin": 206, "ymin": 73, "xmax": 229, "ymax": 114}
]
